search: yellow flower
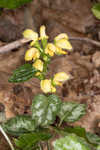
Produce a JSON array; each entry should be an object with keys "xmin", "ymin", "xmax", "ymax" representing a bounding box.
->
[
  {"xmin": 33, "ymin": 50, "xmax": 40, "ymax": 60},
  {"xmin": 40, "ymin": 79, "xmax": 56, "ymax": 93},
  {"xmin": 23, "ymin": 29, "xmax": 38, "ymax": 42},
  {"xmin": 54, "ymin": 33, "xmax": 68, "ymax": 41},
  {"xmin": 55, "ymin": 39, "xmax": 72, "ymax": 51},
  {"xmin": 53, "ymin": 72, "xmax": 70, "ymax": 86},
  {"xmin": 33, "ymin": 59, "xmax": 43, "ymax": 72},
  {"xmin": 35, "ymin": 72, "xmax": 41, "ymax": 76},
  {"xmin": 51, "ymin": 85, "xmax": 56, "ymax": 93},
  {"xmin": 55, "ymin": 46, "xmax": 67, "ymax": 55},
  {"xmin": 40, "ymin": 25, "xmax": 48, "ymax": 40},
  {"xmin": 45, "ymin": 43, "xmax": 56, "ymax": 57},
  {"xmin": 25, "ymin": 48, "xmax": 40, "ymax": 61}
]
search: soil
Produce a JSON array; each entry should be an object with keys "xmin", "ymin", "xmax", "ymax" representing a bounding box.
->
[{"xmin": 0, "ymin": 0, "xmax": 100, "ymax": 149}]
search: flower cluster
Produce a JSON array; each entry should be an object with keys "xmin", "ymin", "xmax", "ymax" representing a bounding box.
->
[
  {"xmin": 23, "ymin": 25, "xmax": 72, "ymax": 93},
  {"xmin": 41, "ymin": 72, "xmax": 70, "ymax": 93}
]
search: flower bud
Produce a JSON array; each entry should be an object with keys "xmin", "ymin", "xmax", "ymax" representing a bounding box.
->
[{"xmin": 40, "ymin": 25, "xmax": 48, "ymax": 39}]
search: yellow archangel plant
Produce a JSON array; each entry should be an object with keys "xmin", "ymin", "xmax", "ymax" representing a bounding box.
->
[
  {"xmin": 4, "ymin": 25, "xmax": 88, "ymax": 150},
  {"xmin": 23, "ymin": 25, "xmax": 72, "ymax": 93}
]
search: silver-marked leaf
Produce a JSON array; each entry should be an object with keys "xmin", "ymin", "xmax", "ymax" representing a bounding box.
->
[
  {"xmin": 31, "ymin": 94, "xmax": 61, "ymax": 127},
  {"xmin": 63, "ymin": 126, "xmax": 100, "ymax": 149},
  {"xmin": 58, "ymin": 102, "xmax": 86, "ymax": 123},
  {"xmin": 31, "ymin": 94, "xmax": 48, "ymax": 126},
  {"xmin": 53, "ymin": 134, "xmax": 91, "ymax": 150},
  {"xmin": 42, "ymin": 94, "xmax": 62, "ymax": 126},
  {"xmin": 2, "ymin": 115, "xmax": 36, "ymax": 136},
  {"xmin": 86, "ymin": 132, "xmax": 100, "ymax": 145}
]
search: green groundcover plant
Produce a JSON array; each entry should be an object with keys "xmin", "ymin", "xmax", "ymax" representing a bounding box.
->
[
  {"xmin": 0, "ymin": 0, "xmax": 33, "ymax": 9},
  {"xmin": 92, "ymin": 3, "xmax": 100, "ymax": 19},
  {"xmin": 0, "ymin": 26, "xmax": 100, "ymax": 150}
]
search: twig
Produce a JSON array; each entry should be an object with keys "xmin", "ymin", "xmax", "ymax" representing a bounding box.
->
[
  {"xmin": 0, "ymin": 38, "xmax": 31, "ymax": 54},
  {"xmin": 0, "ymin": 37, "xmax": 100, "ymax": 54},
  {"xmin": 69, "ymin": 37, "xmax": 100, "ymax": 47},
  {"xmin": 0, "ymin": 125, "xmax": 15, "ymax": 150}
]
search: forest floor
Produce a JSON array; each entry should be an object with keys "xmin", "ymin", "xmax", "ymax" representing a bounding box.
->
[{"xmin": 0, "ymin": 0, "xmax": 100, "ymax": 149}]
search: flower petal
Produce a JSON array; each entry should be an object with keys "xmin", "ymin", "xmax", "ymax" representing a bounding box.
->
[
  {"xmin": 45, "ymin": 43, "xmax": 56, "ymax": 57},
  {"xmin": 23, "ymin": 29, "xmax": 38, "ymax": 41},
  {"xmin": 55, "ymin": 47, "xmax": 67, "ymax": 55},
  {"xmin": 53, "ymin": 72, "xmax": 70, "ymax": 85},
  {"xmin": 51, "ymin": 85, "xmax": 56, "ymax": 93},
  {"xmin": 33, "ymin": 49, "xmax": 40, "ymax": 60},
  {"xmin": 55, "ymin": 39, "xmax": 72, "ymax": 51},
  {"xmin": 40, "ymin": 79, "xmax": 52, "ymax": 93},
  {"xmin": 33, "ymin": 59, "xmax": 43, "ymax": 72},
  {"xmin": 25, "ymin": 48, "xmax": 35, "ymax": 61},
  {"xmin": 54, "ymin": 33, "xmax": 69, "ymax": 41}
]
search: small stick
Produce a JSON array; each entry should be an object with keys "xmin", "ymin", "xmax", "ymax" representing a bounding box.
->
[
  {"xmin": 0, "ymin": 37, "xmax": 100, "ymax": 54},
  {"xmin": 0, "ymin": 38, "xmax": 31, "ymax": 54},
  {"xmin": 0, "ymin": 125, "xmax": 15, "ymax": 150},
  {"xmin": 69, "ymin": 37, "xmax": 100, "ymax": 47}
]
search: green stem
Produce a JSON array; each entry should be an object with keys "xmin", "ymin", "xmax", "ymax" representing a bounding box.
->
[
  {"xmin": 0, "ymin": 125, "xmax": 15, "ymax": 150},
  {"xmin": 58, "ymin": 120, "xmax": 63, "ymax": 127},
  {"xmin": 41, "ymin": 39, "xmax": 47, "ymax": 50},
  {"xmin": 49, "ymin": 126, "xmax": 67, "ymax": 136},
  {"xmin": 58, "ymin": 116, "xmax": 66, "ymax": 127},
  {"xmin": 34, "ymin": 41, "xmax": 43, "ymax": 53}
]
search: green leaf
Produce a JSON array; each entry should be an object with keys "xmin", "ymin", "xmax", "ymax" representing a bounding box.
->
[
  {"xmin": 53, "ymin": 134, "xmax": 91, "ymax": 150},
  {"xmin": 8, "ymin": 64, "xmax": 37, "ymax": 83},
  {"xmin": 2, "ymin": 115, "xmax": 36, "ymax": 136},
  {"xmin": 54, "ymin": 126, "xmax": 100, "ymax": 149},
  {"xmin": 14, "ymin": 132, "xmax": 52, "ymax": 150},
  {"xmin": 58, "ymin": 102, "xmax": 86, "ymax": 123},
  {"xmin": 86, "ymin": 132, "xmax": 100, "ymax": 145},
  {"xmin": 97, "ymin": 145, "xmax": 100, "ymax": 150},
  {"xmin": 42, "ymin": 94, "xmax": 62, "ymax": 126},
  {"xmin": 0, "ymin": 0, "xmax": 32, "ymax": 9},
  {"xmin": 59, "ymin": 126, "xmax": 100, "ymax": 148},
  {"xmin": 64, "ymin": 127, "xmax": 86, "ymax": 138},
  {"xmin": 31, "ymin": 94, "xmax": 62, "ymax": 127},
  {"xmin": 92, "ymin": 3, "xmax": 100, "ymax": 19}
]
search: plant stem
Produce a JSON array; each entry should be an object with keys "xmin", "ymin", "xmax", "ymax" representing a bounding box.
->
[
  {"xmin": 58, "ymin": 119, "xmax": 63, "ymax": 127},
  {"xmin": 0, "ymin": 125, "xmax": 15, "ymax": 150}
]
